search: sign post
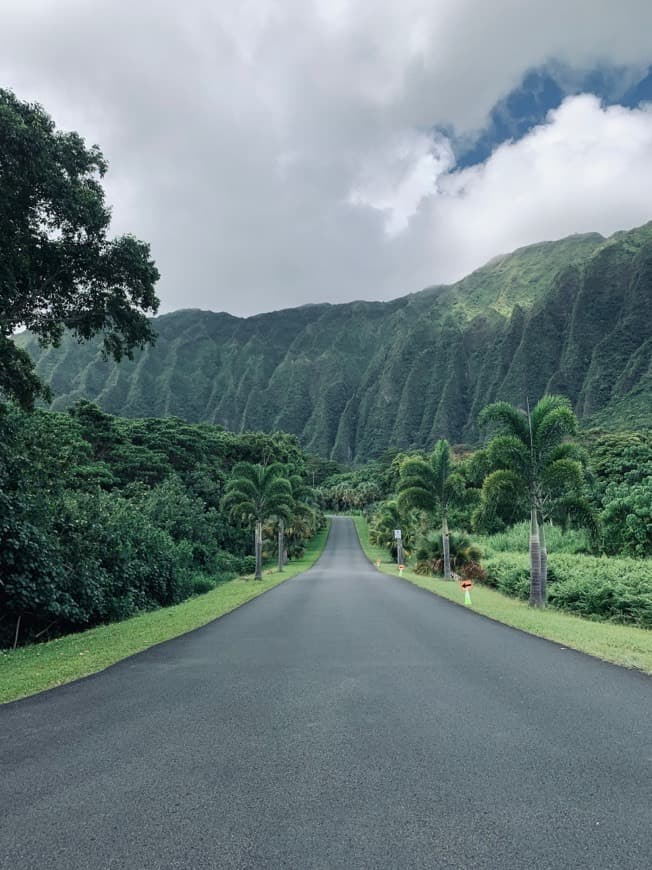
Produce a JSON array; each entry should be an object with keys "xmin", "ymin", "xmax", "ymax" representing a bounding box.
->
[{"xmin": 394, "ymin": 529, "xmax": 404, "ymax": 568}]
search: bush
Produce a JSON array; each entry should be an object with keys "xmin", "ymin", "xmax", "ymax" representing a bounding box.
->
[
  {"xmin": 547, "ymin": 554, "xmax": 652, "ymax": 627},
  {"xmin": 414, "ymin": 530, "xmax": 483, "ymax": 578},
  {"xmin": 483, "ymin": 551, "xmax": 652, "ymax": 626},
  {"xmin": 601, "ymin": 482, "xmax": 652, "ymax": 558},
  {"xmin": 239, "ymin": 555, "xmax": 256, "ymax": 575},
  {"xmin": 479, "ymin": 522, "xmax": 590, "ymax": 556},
  {"xmin": 483, "ymin": 553, "xmax": 531, "ymax": 599},
  {"xmin": 191, "ymin": 574, "xmax": 217, "ymax": 595}
]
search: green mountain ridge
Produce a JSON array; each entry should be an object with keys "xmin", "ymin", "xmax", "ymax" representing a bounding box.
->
[{"xmin": 16, "ymin": 223, "xmax": 652, "ymax": 460}]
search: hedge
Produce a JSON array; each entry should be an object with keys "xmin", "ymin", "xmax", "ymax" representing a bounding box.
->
[{"xmin": 483, "ymin": 552, "xmax": 652, "ymax": 627}]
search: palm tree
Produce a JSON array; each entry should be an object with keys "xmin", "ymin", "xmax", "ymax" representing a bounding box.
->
[
  {"xmin": 397, "ymin": 439, "xmax": 463, "ymax": 579},
  {"xmin": 369, "ymin": 499, "xmax": 414, "ymax": 560},
  {"xmin": 478, "ymin": 395, "xmax": 594, "ymax": 607},
  {"xmin": 222, "ymin": 462, "xmax": 294, "ymax": 580},
  {"xmin": 282, "ymin": 474, "xmax": 319, "ymax": 564}
]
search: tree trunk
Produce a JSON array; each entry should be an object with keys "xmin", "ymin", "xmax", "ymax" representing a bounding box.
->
[
  {"xmin": 277, "ymin": 520, "xmax": 284, "ymax": 573},
  {"xmin": 539, "ymin": 514, "xmax": 548, "ymax": 607},
  {"xmin": 255, "ymin": 520, "xmax": 263, "ymax": 580},
  {"xmin": 529, "ymin": 508, "xmax": 542, "ymax": 607},
  {"xmin": 12, "ymin": 612, "xmax": 22, "ymax": 650},
  {"xmin": 442, "ymin": 516, "xmax": 452, "ymax": 579}
]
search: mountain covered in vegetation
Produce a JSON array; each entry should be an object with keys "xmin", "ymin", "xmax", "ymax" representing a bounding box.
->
[{"xmin": 17, "ymin": 223, "xmax": 652, "ymax": 460}]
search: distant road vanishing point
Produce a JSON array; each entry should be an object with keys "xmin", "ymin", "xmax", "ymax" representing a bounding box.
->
[{"xmin": 1, "ymin": 517, "xmax": 651, "ymax": 869}]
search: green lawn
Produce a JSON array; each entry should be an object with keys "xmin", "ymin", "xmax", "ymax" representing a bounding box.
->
[
  {"xmin": 0, "ymin": 522, "xmax": 330, "ymax": 705},
  {"xmin": 352, "ymin": 516, "xmax": 652, "ymax": 675}
]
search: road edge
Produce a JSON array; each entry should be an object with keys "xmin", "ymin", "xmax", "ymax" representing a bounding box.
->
[
  {"xmin": 1, "ymin": 520, "xmax": 332, "ymax": 705},
  {"xmin": 351, "ymin": 515, "xmax": 652, "ymax": 676}
]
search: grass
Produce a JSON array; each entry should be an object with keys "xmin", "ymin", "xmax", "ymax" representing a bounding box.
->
[
  {"xmin": 353, "ymin": 516, "xmax": 652, "ymax": 675},
  {"xmin": 0, "ymin": 522, "xmax": 330, "ymax": 705}
]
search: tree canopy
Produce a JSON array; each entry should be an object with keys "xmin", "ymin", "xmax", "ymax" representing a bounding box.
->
[{"xmin": 0, "ymin": 88, "xmax": 160, "ymax": 407}]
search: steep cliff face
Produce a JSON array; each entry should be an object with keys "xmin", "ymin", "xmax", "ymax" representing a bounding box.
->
[{"xmin": 16, "ymin": 224, "xmax": 652, "ymax": 459}]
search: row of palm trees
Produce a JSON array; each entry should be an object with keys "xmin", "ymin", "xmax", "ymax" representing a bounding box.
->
[
  {"xmin": 221, "ymin": 462, "xmax": 317, "ymax": 580},
  {"xmin": 222, "ymin": 396, "xmax": 592, "ymax": 604},
  {"xmin": 396, "ymin": 395, "xmax": 595, "ymax": 607}
]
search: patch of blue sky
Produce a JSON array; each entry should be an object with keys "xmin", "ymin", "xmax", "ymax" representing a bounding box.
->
[{"xmin": 451, "ymin": 64, "xmax": 652, "ymax": 169}]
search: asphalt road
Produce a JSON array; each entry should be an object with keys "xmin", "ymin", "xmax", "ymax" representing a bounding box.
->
[{"xmin": 1, "ymin": 517, "xmax": 651, "ymax": 869}]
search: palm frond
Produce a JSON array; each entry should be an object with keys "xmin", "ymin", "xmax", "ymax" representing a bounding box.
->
[
  {"xmin": 486, "ymin": 435, "xmax": 529, "ymax": 474},
  {"xmin": 531, "ymin": 394, "xmax": 572, "ymax": 434},
  {"xmin": 547, "ymin": 442, "xmax": 588, "ymax": 466},
  {"xmin": 557, "ymin": 495, "xmax": 601, "ymax": 544},
  {"xmin": 399, "ymin": 457, "xmax": 435, "ymax": 489},
  {"xmin": 430, "ymin": 439, "xmax": 452, "ymax": 497},
  {"xmin": 481, "ymin": 469, "xmax": 528, "ymax": 504},
  {"xmin": 534, "ymin": 405, "xmax": 578, "ymax": 453},
  {"xmin": 540, "ymin": 458, "xmax": 583, "ymax": 495},
  {"xmin": 397, "ymin": 485, "xmax": 436, "ymax": 514},
  {"xmin": 478, "ymin": 401, "xmax": 529, "ymax": 443}
]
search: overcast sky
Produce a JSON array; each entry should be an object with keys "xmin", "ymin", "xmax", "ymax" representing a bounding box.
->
[{"xmin": 2, "ymin": 1, "xmax": 652, "ymax": 317}]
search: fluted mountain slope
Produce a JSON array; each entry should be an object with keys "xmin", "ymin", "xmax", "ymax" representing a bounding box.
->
[{"xmin": 17, "ymin": 224, "xmax": 652, "ymax": 460}]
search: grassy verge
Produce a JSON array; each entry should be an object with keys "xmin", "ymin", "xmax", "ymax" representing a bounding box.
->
[
  {"xmin": 352, "ymin": 516, "xmax": 652, "ymax": 675},
  {"xmin": 0, "ymin": 522, "xmax": 330, "ymax": 705}
]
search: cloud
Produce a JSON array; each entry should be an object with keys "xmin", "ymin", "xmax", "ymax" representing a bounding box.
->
[
  {"xmin": 348, "ymin": 131, "xmax": 455, "ymax": 236},
  {"xmin": 1, "ymin": 1, "xmax": 652, "ymax": 314},
  {"xmin": 418, "ymin": 96, "xmax": 652, "ymax": 283}
]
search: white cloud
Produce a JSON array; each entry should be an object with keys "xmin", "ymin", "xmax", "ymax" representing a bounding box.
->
[
  {"xmin": 348, "ymin": 132, "xmax": 455, "ymax": 236},
  {"xmin": 1, "ymin": 1, "xmax": 652, "ymax": 314},
  {"xmin": 419, "ymin": 96, "xmax": 652, "ymax": 283}
]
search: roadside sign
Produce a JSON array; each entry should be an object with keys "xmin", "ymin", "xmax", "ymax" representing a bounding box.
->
[
  {"xmin": 398, "ymin": 563, "xmax": 405, "ymax": 576},
  {"xmin": 460, "ymin": 578, "xmax": 473, "ymax": 605},
  {"xmin": 394, "ymin": 529, "xmax": 402, "ymax": 540}
]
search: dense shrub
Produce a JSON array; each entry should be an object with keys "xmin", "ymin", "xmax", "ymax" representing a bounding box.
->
[
  {"xmin": 601, "ymin": 482, "xmax": 652, "ymax": 558},
  {"xmin": 414, "ymin": 530, "xmax": 484, "ymax": 579},
  {"xmin": 483, "ymin": 552, "xmax": 652, "ymax": 627},
  {"xmin": 482, "ymin": 554, "xmax": 531, "ymax": 599},
  {"xmin": 479, "ymin": 522, "xmax": 590, "ymax": 556},
  {"xmin": 0, "ymin": 403, "xmax": 318, "ymax": 647}
]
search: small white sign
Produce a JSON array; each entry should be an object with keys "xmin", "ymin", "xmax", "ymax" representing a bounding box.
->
[{"xmin": 394, "ymin": 529, "xmax": 402, "ymax": 540}]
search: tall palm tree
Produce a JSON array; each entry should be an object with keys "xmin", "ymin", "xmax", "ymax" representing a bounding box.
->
[
  {"xmin": 478, "ymin": 395, "xmax": 593, "ymax": 607},
  {"xmin": 281, "ymin": 473, "xmax": 319, "ymax": 566},
  {"xmin": 222, "ymin": 462, "xmax": 294, "ymax": 580},
  {"xmin": 397, "ymin": 439, "xmax": 463, "ymax": 579}
]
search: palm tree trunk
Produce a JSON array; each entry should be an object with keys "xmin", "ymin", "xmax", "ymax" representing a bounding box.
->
[
  {"xmin": 529, "ymin": 508, "xmax": 542, "ymax": 607},
  {"xmin": 442, "ymin": 516, "xmax": 452, "ymax": 579},
  {"xmin": 539, "ymin": 514, "xmax": 548, "ymax": 607},
  {"xmin": 255, "ymin": 520, "xmax": 263, "ymax": 580},
  {"xmin": 12, "ymin": 612, "xmax": 22, "ymax": 650},
  {"xmin": 277, "ymin": 520, "xmax": 284, "ymax": 573}
]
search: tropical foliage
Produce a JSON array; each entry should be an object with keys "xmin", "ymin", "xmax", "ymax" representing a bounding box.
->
[
  {"xmin": 0, "ymin": 403, "xmax": 321, "ymax": 648},
  {"xmin": 361, "ymin": 404, "xmax": 650, "ymax": 625},
  {"xmin": 413, "ymin": 531, "xmax": 484, "ymax": 580}
]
